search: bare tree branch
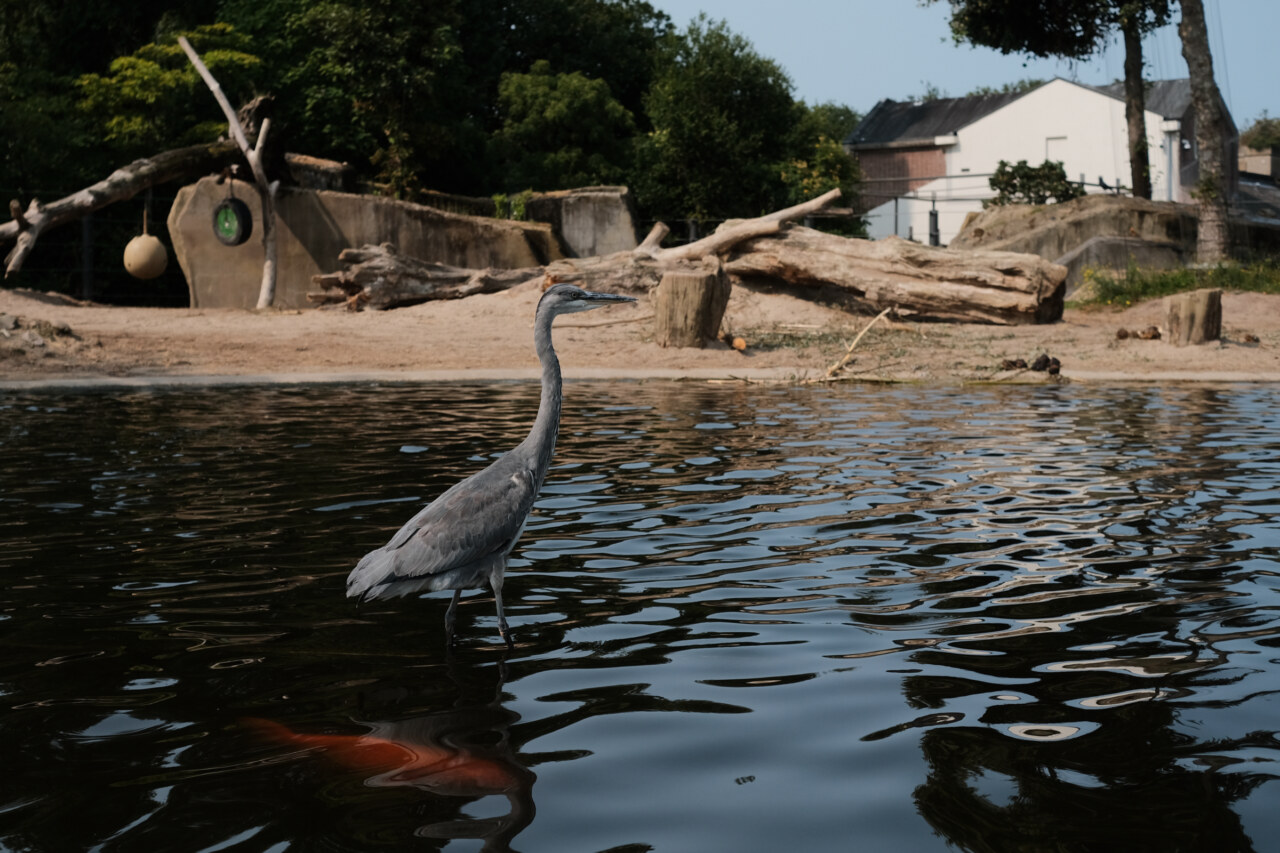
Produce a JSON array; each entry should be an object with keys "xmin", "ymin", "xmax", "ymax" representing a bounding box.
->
[
  {"xmin": 178, "ymin": 36, "xmax": 279, "ymax": 308},
  {"xmin": 2, "ymin": 141, "xmax": 241, "ymax": 278}
]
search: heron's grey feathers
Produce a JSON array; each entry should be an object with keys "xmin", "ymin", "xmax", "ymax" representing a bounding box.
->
[
  {"xmin": 344, "ymin": 283, "xmax": 636, "ymax": 635},
  {"xmin": 346, "ymin": 453, "xmax": 539, "ymax": 601}
]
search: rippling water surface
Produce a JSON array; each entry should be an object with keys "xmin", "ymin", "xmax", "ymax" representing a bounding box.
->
[{"xmin": 2, "ymin": 381, "xmax": 1279, "ymax": 851}]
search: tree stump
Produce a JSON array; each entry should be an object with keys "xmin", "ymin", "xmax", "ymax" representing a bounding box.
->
[
  {"xmin": 653, "ymin": 269, "xmax": 730, "ymax": 347},
  {"xmin": 1165, "ymin": 288, "xmax": 1222, "ymax": 345}
]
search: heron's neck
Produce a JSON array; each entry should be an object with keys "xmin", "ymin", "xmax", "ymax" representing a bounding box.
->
[{"xmin": 525, "ymin": 304, "xmax": 562, "ymax": 484}]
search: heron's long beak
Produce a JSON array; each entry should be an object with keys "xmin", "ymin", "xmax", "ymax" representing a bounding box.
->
[{"xmin": 583, "ymin": 290, "xmax": 636, "ymax": 305}]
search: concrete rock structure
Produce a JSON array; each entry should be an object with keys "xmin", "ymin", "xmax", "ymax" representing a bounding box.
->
[{"xmin": 168, "ymin": 179, "xmax": 639, "ymax": 309}]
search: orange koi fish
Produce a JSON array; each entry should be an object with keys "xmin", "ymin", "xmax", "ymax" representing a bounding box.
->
[{"xmin": 243, "ymin": 717, "xmax": 526, "ymax": 795}]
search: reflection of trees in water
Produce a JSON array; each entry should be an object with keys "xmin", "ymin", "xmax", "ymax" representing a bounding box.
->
[
  {"xmin": 913, "ymin": 722, "xmax": 1265, "ymax": 852},
  {"xmin": 889, "ymin": 386, "xmax": 1278, "ymax": 850}
]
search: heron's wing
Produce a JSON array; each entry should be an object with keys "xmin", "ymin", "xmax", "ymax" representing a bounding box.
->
[{"xmin": 347, "ymin": 458, "xmax": 539, "ymax": 599}]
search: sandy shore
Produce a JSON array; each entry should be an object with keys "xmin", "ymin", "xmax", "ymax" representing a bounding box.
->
[{"xmin": 2, "ymin": 282, "xmax": 1279, "ymax": 388}]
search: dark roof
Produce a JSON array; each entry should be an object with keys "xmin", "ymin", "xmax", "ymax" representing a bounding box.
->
[
  {"xmin": 1091, "ymin": 78, "xmax": 1191, "ymax": 119},
  {"xmin": 846, "ymin": 77, "xmax": 1201, "ymax": 149},
  {"xmin": 845, "ymin": 90, "xmax": 1025, "ymax": 148}
]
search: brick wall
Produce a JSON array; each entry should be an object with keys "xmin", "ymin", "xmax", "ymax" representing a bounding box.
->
[{"xmin": 855, "ymin": 146, "xmax": 945, "ymax": 208}]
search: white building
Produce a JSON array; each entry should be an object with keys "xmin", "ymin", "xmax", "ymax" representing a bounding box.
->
[{"xmin": 845, "ymin": 78, "xmax": 1236, "ymax": 246}]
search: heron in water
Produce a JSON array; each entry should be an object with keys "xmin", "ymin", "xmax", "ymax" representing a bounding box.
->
[{"xmin": 346, "ymin": 283, "xmax": 636, "ymax": 646}]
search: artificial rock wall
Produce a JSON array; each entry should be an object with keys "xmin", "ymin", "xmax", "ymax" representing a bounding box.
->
[{"xmin": 168, "ymin": 179, "xmax": 639, "ymax": 309}]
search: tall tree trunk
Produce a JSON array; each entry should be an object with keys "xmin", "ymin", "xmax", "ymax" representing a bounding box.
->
[
  {"xmin": 1121, "ymin": 13, "xmax": 1152, "ymax": 200},
  {"xmin": 1178, "ymin": 0, "xmax": 1229, "ymax": 262}
]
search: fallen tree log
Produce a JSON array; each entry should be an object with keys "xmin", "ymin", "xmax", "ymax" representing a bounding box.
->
[
  {"xmin": 723, "ymin": 228, "xmax": 1068, "ymax": 325},
  {"xmin": 636, "ymin": 188, "xmax": 842, "ymax": 263},
  {"xmin": 308, "ymin": 194, "xmax": 843, "ymax": 309},
  {"xmin": 2, "ymin": 141, "xmax": 242, "ymax": 278},
  {"xmin": 311, "ymin": 189, "xmax": 1067, "ymax": 325},
  {"xmin": 309, "ymin": 243, "xmax": 546, "ymax": 309}
]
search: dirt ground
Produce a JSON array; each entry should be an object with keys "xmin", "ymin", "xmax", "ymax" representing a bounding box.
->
[{"xmin": 3, "ymin": 281, "xmax": 1280, "ymax": 387}]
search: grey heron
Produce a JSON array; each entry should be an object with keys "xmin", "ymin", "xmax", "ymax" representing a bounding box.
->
[{"xmin": 346, "ymin": 283, "xmax": 636, "ymax": 646}]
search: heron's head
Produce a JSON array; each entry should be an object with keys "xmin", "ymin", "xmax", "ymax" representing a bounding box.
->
[{"xmin": 540, "ymin": 283, "xmax": 636, "ymax": 316}]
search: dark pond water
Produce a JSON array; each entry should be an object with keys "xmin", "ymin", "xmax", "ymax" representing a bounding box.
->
[{"xmin": 2, "ymin": 380, "xmax": 1279, "ymax": 852}]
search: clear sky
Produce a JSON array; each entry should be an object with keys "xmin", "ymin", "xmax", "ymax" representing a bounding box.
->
[{"xmin": 646, "ymin": 0, "xmax": 1275, "ymax": 130}]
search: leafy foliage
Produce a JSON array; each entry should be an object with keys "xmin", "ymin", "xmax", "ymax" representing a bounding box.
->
[
  {"xmin": 5, "ymin": 0, "xmax": 862, "ymax": 228},
  {"xmin": 0, "ymin": 64, "xmax": 92, "ymax": 195},
  {"xmin": 778, "ymin": 101, "xmax": 865, "ymax": 230},
  {"xmin": 220, "ymin": 0, "xmax": 464, "ymax": 197},
  {"xmin": 77, "ymin": 23, "xmax": 261, "ymax": 158},
  {"xmin": 987, "ymin": 159, "xmax": 1086, "ymax": 206},
  {"xmin": 799, "ymin": 102, "xmax": 862, "ymax": 144},
  {"xmin": 779, "ymin": 136, "xmax": 858, "ymax": 206},
  {"xmin": 909, "ymin": 82, "xmax": 950, "ymax": 102},
  {"xmin": 1241, "ymin": 112, "xmax": 1280, "ymax": 151},
  {"xmin": 938, "ymin": 0, "xmax": 1172, "ymax": 60},
  {"xmin": 490, "ymin": 60, "xmax": 636, "ymax": 192},
  {"xmin": 965, "ymin": 77, "xmax": 1045, "ymax": 97},
  {"xmin": 1082, "ymin": 259, "xmax": 1280, "ymax": 305},
  {"xmin": 456, "ymin": 0, "xmax": 673, "ymax": 124},
  {"xmin": 492, "ymin": 189, "xmax": 534, "ymax": 220},
  {"xmin": 632, "ymin": 15, "xmax": 799, "ymax": 220}
]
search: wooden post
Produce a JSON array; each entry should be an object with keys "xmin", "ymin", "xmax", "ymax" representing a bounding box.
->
[
  {"xmin": 1165, "ymin": 288, "xmax": 1222, "ymax": 345},
  {"xmin": 653, "ymin": 268, "xmax": 730, "ymax": 348}
]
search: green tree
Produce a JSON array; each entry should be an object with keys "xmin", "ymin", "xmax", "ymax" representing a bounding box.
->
[
  {"xmin": 632, "ymin": 15, "xmax": 798, "ymax": 220},
  {"xmin": 1241, "ymin": 113, "xmax": 1280, "ymax": 151},
  {"xmin": 797, "ymin": 101, "xmax": 862, "ymax": 146},
  {"xmin": 778, "ymin": 101, "xmax": 865, "ymax": 232},
  {"xmin": 935, "ymin": 0, "xmax": 1173, "ymax": 200},
  {"xmin": 0, "ymin": 0, "xmax": 212, "ymax": 80},
  {"xmin": 0, "ymin": 0, "xmax": 216, "ymax": 194},
  {"xmin": 0, "ymin": 64, "xmax": 90, "ymax": 196},
  {"xmin": 457, "ymin": 0, "xmax": 672, "ymax": 126},
  {"xmin": 965, "ymin": 77, "xmax": 1046, "ymax": 97},
  {"xmin": 219, "ymin": 0, "xmax": 465, "ymax": 197},
  {"xmin": 77, "ymin": 23, "xmax": 262, "ymax": 158},
  {"xmin": 778, "ymin": 134, "xmax": 865, "ymax": 234},
  {"xmin": 490, "ymin": 60, "xmax": 636, "ymax": 192},
  {"xmin": 987, "ymin": 159, "xmax": 1086, "ymax": 205}
]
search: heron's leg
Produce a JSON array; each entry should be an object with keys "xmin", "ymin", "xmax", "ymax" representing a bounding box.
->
[
  {"xmin": 492, "ymin": 571, "xmax": 513, "ymax": 649},
  {"xmin": 444, "ymin": 589, "xmax": 461, "ymax": 647}
]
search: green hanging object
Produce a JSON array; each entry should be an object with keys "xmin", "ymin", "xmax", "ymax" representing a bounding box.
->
[{"xmin": 213, "ymin": 181, "xmax": 252, "ymax": 246}]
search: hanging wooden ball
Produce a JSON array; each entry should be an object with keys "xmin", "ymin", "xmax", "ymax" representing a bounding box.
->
[{"xmin": 124, "ymin": 234, "xmax": 168, "ymax": 279}]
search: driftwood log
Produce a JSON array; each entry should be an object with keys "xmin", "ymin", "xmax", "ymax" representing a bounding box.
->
[
  {"xmin": 723, "ymin": 229, "xmax": 1067, "ymax": 324},
  {"xmin": 1165, "ymin": 288, "xmax": 1222, "ymax": 345},
  {"xmin": 310, "ymin": 190, "xmax": 844, "ymax": 311},
  {"xmin": 653, "ymin": 265, "xmax": 730, "ymax": 347},
  {"xmin": 311, "ymin": 186, "xmax": 1069, "ymax": 325},
  {"xmin": 2, "ymin": 141, "xmax": 241, "ymax": 278},
  {"xmin": 309, "ymin": 243, "xmax": 545, "ymax": 309}
]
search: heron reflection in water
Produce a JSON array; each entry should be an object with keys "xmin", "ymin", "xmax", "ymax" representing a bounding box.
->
[{"xmin": 346, "ymin": 283, "xmax": 635, "ymax": 646}]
